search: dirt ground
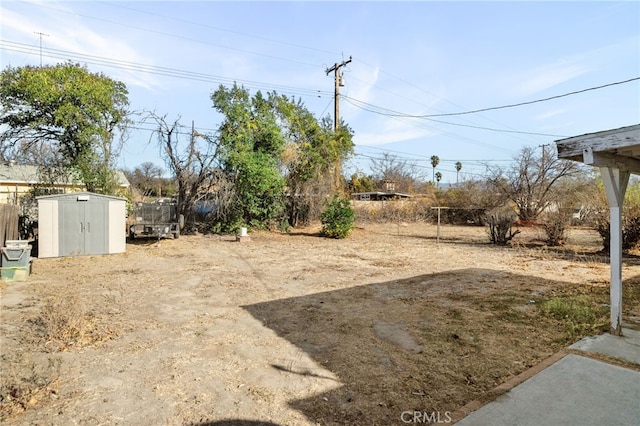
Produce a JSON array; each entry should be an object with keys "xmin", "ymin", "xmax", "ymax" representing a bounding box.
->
[{"xmin": 1, "ymin": 222, "xmax": 639, "ymax": 425}]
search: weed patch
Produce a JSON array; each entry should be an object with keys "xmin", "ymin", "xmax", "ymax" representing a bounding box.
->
[{"xmin": 538, "ymin": 296, "xmax": 608, "ymax": 339}]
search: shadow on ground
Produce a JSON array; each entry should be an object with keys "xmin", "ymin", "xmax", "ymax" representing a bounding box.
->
[
  {"xmin": 192, "ymin": 421, "xmax": 280, "ymax": 426},
  {"xmin": 242, "ymin": 268, "xmax": 601, "ymax": 425}
]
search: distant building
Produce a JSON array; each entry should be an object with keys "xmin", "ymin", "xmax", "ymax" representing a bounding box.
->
[
  {"xmin": 0, "ymin": 163, "xmax": 130, "ymax": 206},
  {"xmin": 351, "ymin": 191, "xmax": 411, "ymax": 201}
]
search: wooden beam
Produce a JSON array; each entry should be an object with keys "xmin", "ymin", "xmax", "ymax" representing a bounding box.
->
[
  {"xmin": 582, "ymin": 148, "xmax": 640, "ymax": 174},
  {"xmin": 556, "ymin": 124, "xmax": 640, "ymax": 159}
]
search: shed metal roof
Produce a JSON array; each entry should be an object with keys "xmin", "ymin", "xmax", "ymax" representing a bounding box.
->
[{"xmin": 36, "ymin": 191, "xmax": 127, "ymax": 201}]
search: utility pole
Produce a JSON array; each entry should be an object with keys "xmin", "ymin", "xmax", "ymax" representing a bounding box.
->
[
  {"xmin": 539, "ymin": 143, "xmax": 550, "ymax": 171},
  {"xmin": 34, "ymin": 32, "xmax": 49, "ymax": 67},
  {"xmin": 325, "ymin": 56, "xmax": 352, "ymax": 132}
]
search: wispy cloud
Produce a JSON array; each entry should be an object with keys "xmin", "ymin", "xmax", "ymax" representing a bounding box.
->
[
  {"xmin": 1, "ymin": 3, "xmax": 160, "ymax": 90},
  {"xmin": 514, "ymin": 60, "xmax": 588, "ymax": 98},
  {"xmin": 353, "ymin": 117, "xmax": 436, "ymax": 147},
  {"xmin": 534, "ymin": 108, "xmax": 566, "ymax": 121}
]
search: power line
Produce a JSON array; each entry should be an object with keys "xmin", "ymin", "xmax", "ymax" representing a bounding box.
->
[
  {"xmin": 2, "ymin": 40, "xmax": 516, "ymax": 155},
  {"xmin": 350, "ymin": 153, "xmax": 490, "ymax": 179},
  {"xmin": 0, "ymin": 40, "xmax": 332, "ymax": 99},
  {"xmin": 343, "ymin": 96, "xmax": 569, "ymax": 137},
  {"xmin": 345, "ymin": 65, "xmax": 542, "ymax": 145},
  {"xmin": 22, "ymin": 0, "xmax": 326, "ymax": 70},
  {"xmin": 1, "ymin": 40, "xmax": 510, "ymax": 155},
  {"xmin": 411, "ymin": 77, "xmax": 640, "ymax": 118},
  {"xmin": 343, "ymin": 76, "xmax": 640, "ymax": 120},
  {"xmin": 12, "ymin": 0, "xmax": 562, "ymax": 147}
]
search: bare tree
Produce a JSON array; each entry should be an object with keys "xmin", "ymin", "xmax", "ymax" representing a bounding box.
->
[
  {"xmin": 369, "ymin": 152, "xmax": 426, "ymax": 194},
  {"xmin": 123, "ymin": 162, "xmax": 169, "ymax": 199},
  {"xmin": 147, "ymin": 113, "xmax": 226, "ymax": 229},
  {"xmin": 487, "ymin": 145, "xmax": 581, "ymax": 222}
]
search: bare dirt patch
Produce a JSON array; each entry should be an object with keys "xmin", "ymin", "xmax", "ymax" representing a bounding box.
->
[{"xmin": 1, "ymin": 223, "xmax": 639, "ymax": 425}]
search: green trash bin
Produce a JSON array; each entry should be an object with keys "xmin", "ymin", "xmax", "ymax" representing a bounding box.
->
[{"xmin": 1, "ymin": 246, "xmax": 32, "ymax": 282}]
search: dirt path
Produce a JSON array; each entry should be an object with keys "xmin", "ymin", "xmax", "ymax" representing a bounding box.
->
[{"xmin": 1, "ymin": 223, "xmax": 636, "ymax": 425}]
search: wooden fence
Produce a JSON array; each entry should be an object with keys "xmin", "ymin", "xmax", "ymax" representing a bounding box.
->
[{"xmin": 0, "ymin": 204, "xmax": 19, "ymax": 246}]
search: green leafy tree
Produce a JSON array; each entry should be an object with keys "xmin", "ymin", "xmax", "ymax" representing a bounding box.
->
[
  {"xmin": 212, "ymin": 84, "xmax": 287, "ymax": 229},
  {"xmin": 348, "ymin": 172, "xmax": 375, "ymax": 194},
  {"xmin": 278, "ymin": 103, "xmax": 354, "ymax": 226},
  {"xmin": 211, "ymin": 84, "xmax": 354, "ymax": 229},
  {"xmin": 0, "ymin": 63, "xmax": 130, "ymax": 194}
]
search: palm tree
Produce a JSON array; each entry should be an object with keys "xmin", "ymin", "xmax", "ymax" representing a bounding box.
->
[
  {"xmin": 455, "ymin": 161, "xmax": 462, "ymax": 183},
  {"xmin": 430, "ymin": 155, "xmax": 440, "ymax": 183},
  {"xmin": 435, "ymin": 171, "xmax": 442, "ymax": 188}
]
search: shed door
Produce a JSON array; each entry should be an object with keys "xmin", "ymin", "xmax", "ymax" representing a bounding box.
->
[
  {"xmin": 84, "ymin": 201, "xmax": 108, "ymax": 255},
  {"xmin": 59, "ymin": 200, "xmax": 108, "ymax": 256}
]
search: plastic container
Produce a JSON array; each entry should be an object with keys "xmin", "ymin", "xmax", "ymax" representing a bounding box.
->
[
  {"xmin": 5, "ymin": 240, "xmax": 29, "ymax": 249},
  {"xmin": 0, "ymin": 266, "xmax": 30, "ymax": 282},
  {"xmin": 1, "ymin": 247, "xmax": 32, "ymax": 281}
]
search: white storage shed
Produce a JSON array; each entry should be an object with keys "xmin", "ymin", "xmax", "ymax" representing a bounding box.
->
[{"xmin": 37, "ymin": 192, "xmax": 126, "ymax": 258}]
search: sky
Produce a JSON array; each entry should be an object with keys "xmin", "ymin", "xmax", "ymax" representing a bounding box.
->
[{"xmin": 1, "ymin": 0, "xmax": 639, "ymax": 184}]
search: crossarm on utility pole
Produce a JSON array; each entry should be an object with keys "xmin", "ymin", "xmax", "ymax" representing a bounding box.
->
[{"xmin": 325, "ymin": 56, "xmax": 352, "ymax": 132}]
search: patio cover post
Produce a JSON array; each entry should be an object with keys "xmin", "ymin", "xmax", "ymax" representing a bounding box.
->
[{"xmin": 600, "ymin": 166, "xmax": 630, "ymax": 336}]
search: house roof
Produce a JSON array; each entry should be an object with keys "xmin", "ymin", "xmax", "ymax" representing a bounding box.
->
[{"xmin": 0, "ymin": 163, "xmax": 130, "ymax": 187}]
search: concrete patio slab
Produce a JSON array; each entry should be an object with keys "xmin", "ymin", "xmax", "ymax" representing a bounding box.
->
[
  {"xmin": 456, "ymin": 354, "xmax": 640, "ymax": 425},
  {"xmin": 569, "ymin": 327, "xmax": 640, "ymax": 365}
]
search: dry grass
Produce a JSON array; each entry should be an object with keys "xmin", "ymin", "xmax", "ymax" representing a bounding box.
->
[
  {"xmin": 248, "ymin": 270, "xmax": 637, "ymax": 425},
  {"xmin": 1, "ymin": 223, "xmax": 639, "ymax": 425},
  {"xmin": 1, "ymin": 293, "xmax": 119, "ymax": 419},
  {"xmin": 0, "ymin": 353, "xmax": 62, "ymax": 419},
  {"xmin": 29, "ymin": 293, "xmax": 120, "ymax": 352}
]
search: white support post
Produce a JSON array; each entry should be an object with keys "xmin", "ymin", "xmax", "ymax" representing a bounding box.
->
[{"xmin": 600, "ymin": 167, "xmax": 630, "ymax": 336}]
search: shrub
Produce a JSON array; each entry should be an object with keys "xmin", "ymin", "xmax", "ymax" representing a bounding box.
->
[
  {"xmin": 541, "ymin": 209, "xmax": 573, "ymax": 246},
  {"xmin": 320, "ymin": 195, "xmax": 355, "ymax": 239},
  {"xmin": 486, "ymin": 207, "xmax": 520, "ymax": 245},
  {"xmin": 436, "ymin": 208, "xmax": 487, "ymax": 226},
  {"xmin": 595, "ymin": 205, "xmax": 640, "ymax": 253}
]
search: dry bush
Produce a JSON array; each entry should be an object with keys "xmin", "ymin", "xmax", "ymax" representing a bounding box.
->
[
  {"xmin": 353, "ymin": 199, "xmax": 431, "ymax": 224},
  {"xmin": 486, "ymin": 207, "xmax": 520, "ymax": 245},
  {"xmin": 435, "ymin": 208, "xmax": 487, "ymax": 226},
  {"xmin": 30, "ymin": 294, "xmax": 118, "ymax": 351},
  {"xmin": 540, "ymin": 209, "xmax": 573, "ymax": 246}
]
